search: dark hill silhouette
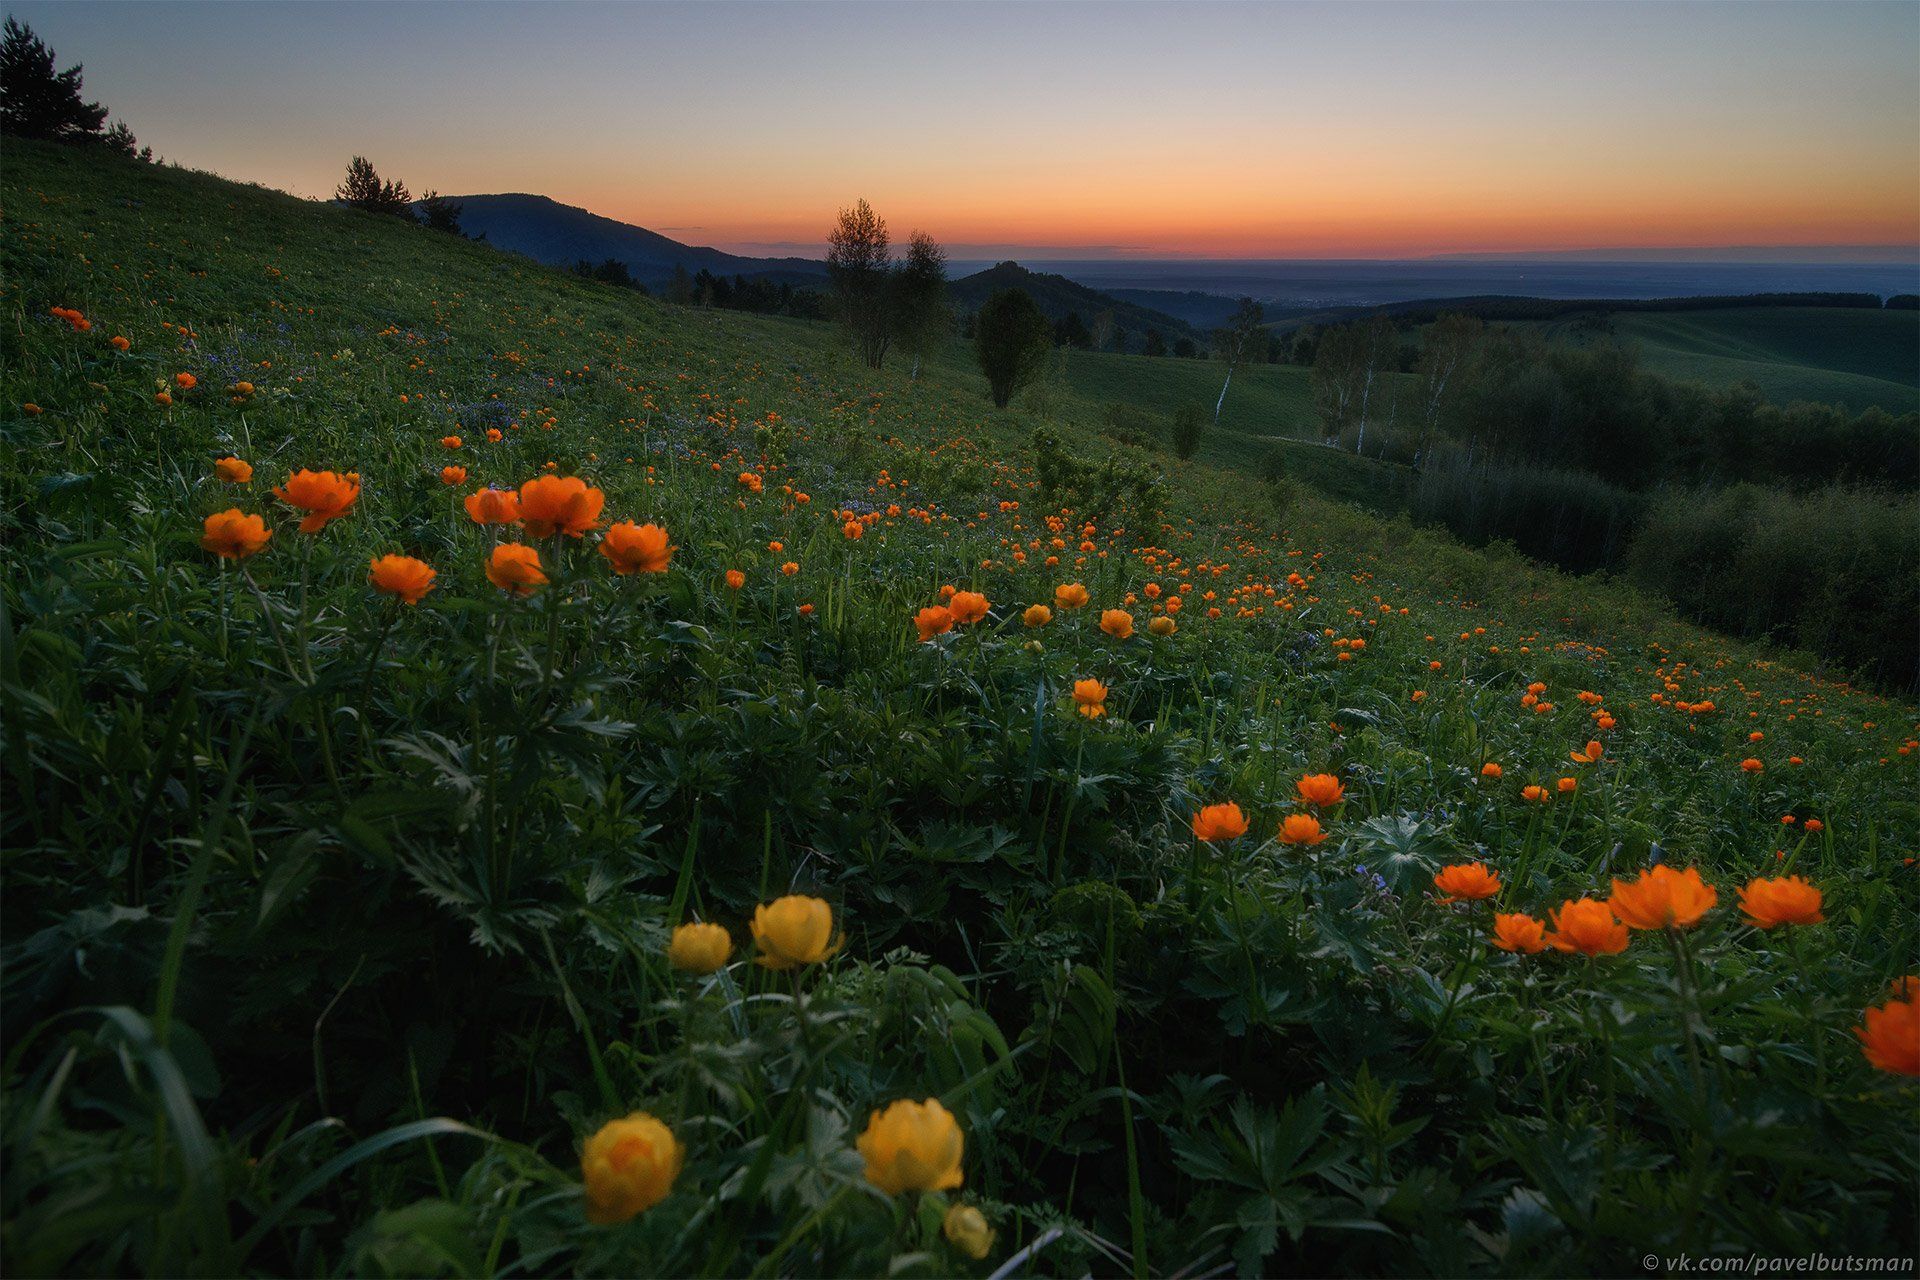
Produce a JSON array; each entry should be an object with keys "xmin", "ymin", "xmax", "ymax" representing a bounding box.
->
[
  {"xmin": 949, "ymin": 261, "xmax": 1195, "ymax": 338},
  {"xmin": 427, "ymin": 193, "xmax": 826, "ymax": 288}
]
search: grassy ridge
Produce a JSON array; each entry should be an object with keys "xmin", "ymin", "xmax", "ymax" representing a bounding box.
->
[
  {"xmin": 1527, "ymin": 307, "xmax": 1920, "ymax": 412},
  {"xmin": 3, "ymin": 142, "xmax": 1917, "ymax": 1278}
]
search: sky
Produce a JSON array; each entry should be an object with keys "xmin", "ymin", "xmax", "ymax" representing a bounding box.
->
[{"xmin": 11, "ymin": 0, "xmax": 1919, "ymax": 260}]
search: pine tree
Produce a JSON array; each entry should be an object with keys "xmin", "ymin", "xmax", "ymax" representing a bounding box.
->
[{"xmin": 0, "ymin": 18, "xmax": 109, "ymax": 142}]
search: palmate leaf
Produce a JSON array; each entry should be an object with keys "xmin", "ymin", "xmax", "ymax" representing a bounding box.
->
[{"xmin": 1347, "ymin": 812, "xmax": 1448, "ymax": 894}]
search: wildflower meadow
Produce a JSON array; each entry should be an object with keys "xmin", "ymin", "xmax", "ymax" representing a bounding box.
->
[{"xmin": 1, "ymin": 140, "xmax": 1915, "ymax": 1277}]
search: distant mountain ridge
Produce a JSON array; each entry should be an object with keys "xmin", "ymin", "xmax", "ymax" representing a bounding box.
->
[{"xmin": 428, "ymin": 193, "xmax": 827, "ymax": 288}]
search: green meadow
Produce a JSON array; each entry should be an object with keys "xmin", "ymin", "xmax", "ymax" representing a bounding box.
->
[{"xmin": 2, "ymin": 141, "xmax": 1916, "ymax": 1278}]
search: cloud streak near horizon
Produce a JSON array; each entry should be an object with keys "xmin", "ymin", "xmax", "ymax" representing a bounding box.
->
[{"xmin": 12, "ymin": 0, "xmax": 1918, "ymax": 258}]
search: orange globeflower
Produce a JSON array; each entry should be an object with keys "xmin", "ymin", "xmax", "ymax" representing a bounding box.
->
[
  {"xmin": 599, "ymin": 521, "xmax": 673, "ymax": 575},
  {"xmin": 517, "ymin": 475, "xmax": 605, "ymax": 537},
  {"xmin": 842, "ymin": 519, "xmax": 863, "ymax": 540},
  {"xmin": 1608, "ymin": 865, "xmax": 1717, "ymax": 931},
  {"xmin": 1520, "ymin": 784, "xmax": 1549, "ymax": 803},
  {"xmin": 1054, "ymin": 583, "xmax": 1090, "ymax": 610},
  {"xmin": 948, "ymin": 591, "xmax": 989, "ymax": 624},
  {"xmin": 440, "ymin": 435, "xmax": 462, "ymax": 450},
  {"xmin": 724, "ymin": 569, "xmax": 746, "ymax": 590},
  {"xmin": 1480, "ymin": 762, "xmax": 1503, "ymax": 779},
  {"xmin": 1072, "ymin": 678, "xmax": 1108, "ymax": 719},
  {"xmin": 1192, "ymin": 803, "xmax": 1248, "ymax": 843},
  {"xmin": 1100, "ymin": 609, "xmax": 1133, "ymax": 640},
  {"xmin": 1570, "ymin": 739, "xmax": 1605, "ymax": 764},
  {"xmin": 1022, "ymin": 604, "xmax": 1051, "ymax": 627},
  {"xmin": 200, "ymin": 509, "xmax": 271, "ymax": 560},
  {"xmin": 914, "ymin": 605, "xmax": 953, "ymax": 642},
  {"xmin": 1545, "ymin": 898, "xmax": 1630, "ymax": 956},
  {"xmin": 368, "ymin": 554, "xmax": 436, "ymax": 604},
  {"xmin": 1277, "ymin": 813, "xmax": 1327, "ymax": 846},
  {"xmin": 174, "ymin": 372, "xmax": 197, "ymax": 390},
  {"xmin": 214, "ymin": 456, "xmax": 253, "ymax": 483},
  {"xmin": 440, "ymin": 465, "xmax": 467, "ymax": 486},
  {"xmin": 1295, "ymin": 773, "xmax": 1344, "ymax": 807},
  {"xmin": 110, "ymin": 334, "xmax": 130, "ymax": 351},
  {"xmin": 1740, "ymin": 757, "xmax": 1764, "ymax": 774},
  {"xmin": 1737, "ymin": 875, "xmax": 1825, "ymax": 929},
  {"xmin": 1433, "ymin": 862, "xmax": 1501, "ymax": 903},
  {"xmin": 274, "ymin": 469, "xmax": 360, "ymax": 532},
  {"xmin": 487, "ymin": 543, "xmax": 546, "ymax": 595},
  {"xmin": 464, "ymin": 486, "xmax": 521, "ymax": 525},
  {"xmin": 1853, "ymin": 997, "xmax": 1919, "ymax": 1076},
  {"xmin": 1557, "ymin": 776, "xmax": 1578, "ymax": 794},
  {"xmin": 1148, "ymin": 615, "xmax": 1176, "ymax": 637},
  {"xmin": 1491, "ymin": 912, "xmax": 1549, "ymax": 954}
]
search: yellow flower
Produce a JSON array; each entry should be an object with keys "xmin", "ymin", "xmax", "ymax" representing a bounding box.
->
[
  {"xmin": 1148, "ymin": 615, "xmax": 1176, "ymax": 637},
  {"xmin": 943, "ymin": 1203, "xmax": 996, "ymax": 1260},
  {"xmin": 856, "ymin": 1098, "xmax": 964, "ymax": 1195},
  {"xmin": 750, "ymin": 894, "xmax": 841, "ymax": 969},
  {"xmin": 667, "ymin": 921, "xmax": 732, "ymax": 974},
  {"xmin": 580, "ymin": 1112, "xmax": 683, "ymax": 1224}
]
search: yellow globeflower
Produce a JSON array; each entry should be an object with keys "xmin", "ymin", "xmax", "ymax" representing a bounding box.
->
[
  {"xmin": 667, "ymin": 921, "xmax": 732, "ymax": 974},
  {"xmin": 750, "ymin": 894, "xmax": 842, "ymax": 970},
  {"xmin": 943, "ymin": 1203, "xmax": 996, "ymax": 1260},
  {"xmin": 856, "ymin": 1098, "xmax": 964, "ymax": 1195},
  {"xmin": 581, "ymin": 1112, "xmax": 683, "ymax": 1224}
]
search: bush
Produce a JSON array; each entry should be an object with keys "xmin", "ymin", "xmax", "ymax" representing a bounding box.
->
[
  {"xmin": 975, "ymin": 288, "xmax": 1051, "ymax": 408},
  {"xmin": 1409, "ymin": 456, "xmax": 1644, "ymax": 574},
  {"xmin": 1169, "ymin": 404, "xmax": 1205, "ymax": 459},
  {"xmin": 1626, "ymin": 484, "xmax": 1920, "ymax": 688}
]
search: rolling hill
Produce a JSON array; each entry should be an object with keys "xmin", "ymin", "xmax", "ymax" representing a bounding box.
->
[
  {"xmin": 431, "ymin": 192, "xmax": 826, "ymax": 288},
  {"xmin": 949, "ymin": 261, "xmax": 1195, "ymax": 341}
]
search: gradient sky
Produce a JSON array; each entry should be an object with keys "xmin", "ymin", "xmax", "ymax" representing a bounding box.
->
[{"xmin": 12, "ymin": 0, "xmax": 1919, "ymax": 258}]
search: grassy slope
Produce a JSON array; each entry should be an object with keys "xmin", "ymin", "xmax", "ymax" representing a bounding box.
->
[
  {"xmin": 4, "ymin": 143, "xmax": 1917, "ymax": 1275},
  {"xmin": 1529, "ymin": 306, "xmax": 1920, "ymax": 412}
]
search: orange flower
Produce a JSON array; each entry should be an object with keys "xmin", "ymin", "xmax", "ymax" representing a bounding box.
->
[
  {"xmin": 174, "ymin": 371, "xmax": 197, "ymax": 390},
  {"xmin": 948, "ymin": 591, "xmax": 989, "ymax": 624},
  {"xmin": 1520, "ymin": 784, "xmax": 1549, "ymax": 803},
  {"xmin": 200, "ymin": 509, "xmax": 271, "ymax": 560},
  {"xmin": 273, "ymin": 469, "xmax": 360, "ymax": 533},
  {"xmin": 599, "ymin": 521, "xmax": 673, "ymax": 574},
  {"xmin": 368, "ymin": 554, "xmax": 436, "ymax": 604},
  {"xmin": 1740, "ymin": 757, "xmax": 1764, "ymax": 774},
  {"xmin": 1480, "ymin": 762, "xmax": 1503, "ymax": 779},
  {"xmin": 1192, "ymin": 802, "xmax": 1248, "ymax": 843},
  {"xmin": 1022, "ymin": 604, "xmax": 1051, "ymax": 627},
  {"xmin": 486, "ymin": 543, "xmax": 546, "ymax": 594},
  {"xmin": 842, "ymin": 519, "xmax": 863, "ymax": 540},
  {"xmin": 914, "ymin": 605, "xmax": 953, "ymax": 642},
  {"xmin": 517, "ymin": 475, "xmax": 605, "ymax": 537},
  {"xmin": 1854, "ymin": 997, "xmax": 1919, "ymax": 1076},
  {"xmin": 154, "ymin": 391, "xmax": 172, "ymax": 407},
  {"xmin": 724, "ymin": 569, "xmax": 746, "ymax": 590},
  {"xmin": 214, "ymin": 456, "xmax": 253, "ymax": 483},
  {"xmin": 440, "ymin": 465, "xmax": 467, "ymax": 486},
  {"xmin": 1148, "ymin": 616, "xmax": 1176, "ymax": 637},
  {"xmin": 1491, "ymin": 912, "xmax": 1548, "ymax": 953},
  {"xmin": 1556, "ymin": 776, "xmax": 1577, "ymax": 794},
  {"xmin": 1072, "ymin": 678, "xmax": 1108, "ymax": 719},
  {"xmin": 1737, "ymin": 875, "xmax": 1824, "ymax": 929},
  {"xmin": 110, "ymin": 334, "xmax": 130, "ymax": 351},
  {"xmin": 1277, "ymin": 813, "xmax": 1327, "ymax": 846},
  {"xmin": 1545, "ymin": 898, "xmax": 1629, "ymax": 956},
  {"xmin": 440, "ymin": 435, "xmax": 462, "ymax": 450},
  {"xmin": 1054, "ymin": 583, "xmax": 1090, "ymax": 610},
  {"xmin": 1433, "ymin": 862, "xmax": 1501, "ymax": 903},
  {"xmin": 464, "ymin": 487, "xmax": 521, "ymax": 525},
  {"xmin": 1607, "ymin": 865, "xmax": 1717, "ymax": 931},
  {"xmin": 1570, "ymin": 739, "xmax": 1605, "ymax": 764},
  {"xmin": 781, "ymin": 561, "xmax": 799, "ymax": 576},
  {"xmin": 1295, "ymin": 773, "xmax": 1344, "ymax": 807},
  {"xmin": 1100, "ymin": 609, "xmax": 1133, "ymax": 639}
]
